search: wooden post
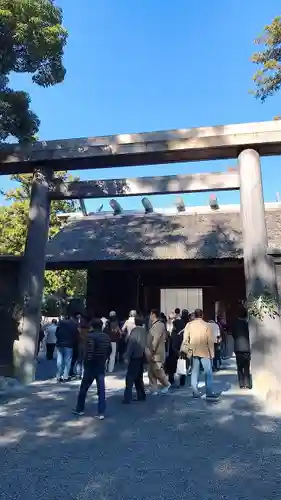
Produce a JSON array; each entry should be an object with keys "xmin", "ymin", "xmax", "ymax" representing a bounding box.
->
[
  {"xmin": 14, "ymin": 167, "xmax": 53, "ymax": 383},
  {"xmin": 239, "ymin": 149, "xmax": 281, "ymax": 405}
]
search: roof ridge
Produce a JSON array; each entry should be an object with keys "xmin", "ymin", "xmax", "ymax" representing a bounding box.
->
[{"xmin": 46, "ymin": 209, "xmax": 281, "ymax": 264}]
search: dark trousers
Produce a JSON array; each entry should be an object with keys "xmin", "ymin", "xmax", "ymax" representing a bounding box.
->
[
  {"xmin": 165, "ymin": 352, "xmax": 178, "ymax": 384},
  {"xmin": 178, "ymin": 374, "xmax": 186, "ymax": 386},
  {"xmin": 69, "ymin": 343, "xmax": 78, "ymax": 377},
  {"xmin": 213, "ymin": 343, "xmax": 221, "ymax": 370},
  {"xmin": 76, "ymin": 366, "xmax": 106, "ymax": 415},
  {"xmin": 46, "ymin": 343, "xmax": 55, "ymax": 360},
  {"xmin": 168, "ymin": 372, "xmax": 186, "ymax": 386},
  {"xmin": 123, "ymin": 358, "xmax": 146, "ymax": 403},
  {"xmin": 117, "ymin": 337, "xmax": 127, "ymax": 364},
  {"xmin": 235, "ymin": 352, "xmax": 251, "ymax": 388}
]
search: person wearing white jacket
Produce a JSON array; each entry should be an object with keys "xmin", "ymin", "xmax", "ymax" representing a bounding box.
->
[{"xmin": 45, "ymin": 319, "xmax": 58, "ymax": 360}]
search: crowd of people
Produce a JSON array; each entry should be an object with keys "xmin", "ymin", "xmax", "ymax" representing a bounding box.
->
[{"xmin": 41, "ymin": 305, "xmax": 251, "ymax": 420}]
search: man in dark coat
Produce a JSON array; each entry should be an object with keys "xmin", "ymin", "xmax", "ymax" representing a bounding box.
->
[
  {"xmin": 122, "ymin": 314, "xmax": 147, "ymax": 404},
  {"xmin": 166, "ymin": 309, "xmax": 189, "ymax": 386},
  {"xmin": 232, "ymin": 306, "xmax": 251, "ymax": 389},
  {"xmin": 56, "ymin": 315, "xmax": 79, "ymax": 382},
  {"xmin": 73, "ymin": 318, "xmax": 112, "ymax": 419}
]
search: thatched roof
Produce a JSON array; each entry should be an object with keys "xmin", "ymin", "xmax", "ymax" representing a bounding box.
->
[{"xmin": 45, "ymin": 207, "xmax": 281, "ymax": 264}]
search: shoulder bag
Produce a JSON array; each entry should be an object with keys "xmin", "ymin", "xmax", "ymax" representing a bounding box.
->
[{"xmin": 180, "ymin": 326, "xmax": 193, "ymax": 359}]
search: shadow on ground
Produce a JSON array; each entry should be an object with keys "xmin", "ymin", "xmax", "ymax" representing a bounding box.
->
[{"xmin": 0, "ymin": 360, "xmax": 281, "ymax": 500}]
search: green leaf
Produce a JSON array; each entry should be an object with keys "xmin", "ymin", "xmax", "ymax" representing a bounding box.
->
[
  {"xmin": 0, "ymin": 0, "xmax": 68, "ymax": 142},
  {"xmin": 251, "ymin": 16, "xmax": 281, "ymax": 101},
  {"xmin": 0, "ymin": 173, "xmax": 87, "ymax": 300}
]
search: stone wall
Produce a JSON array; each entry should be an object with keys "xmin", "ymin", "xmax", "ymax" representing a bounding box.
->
[{"xmin": 0, "ymin": 258, "xmax": 21, "ymax": 377}]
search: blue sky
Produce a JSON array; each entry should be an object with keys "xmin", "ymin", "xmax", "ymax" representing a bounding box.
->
[{"xmin": 2, "ymin": 0, "xmax": 281, "ymax": 212}]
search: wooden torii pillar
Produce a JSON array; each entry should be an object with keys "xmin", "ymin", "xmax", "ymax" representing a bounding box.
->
[
  {"xmin": 13, "ymin": 167, "xmax": 53, "ymax": 383},
  {"xmin": 239, "ymin": 149, "xmax": 281, "ymax": 404}
]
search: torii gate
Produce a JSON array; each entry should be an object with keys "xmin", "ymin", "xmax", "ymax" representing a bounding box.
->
[{"xmin": 1, "ymin": 120, "xmax": 281, "ymax": 405}]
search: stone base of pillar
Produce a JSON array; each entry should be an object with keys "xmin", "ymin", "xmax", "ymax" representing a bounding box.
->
[
  {"xmin": 247, "ymin": 257, "xmax": 281, "ymax": 413},
  {"xmin": 252, "ymin": 370, "xmax": 281, "ymax": 415},
  {"xmin": 250, "ymin": 313, "xmax": 281, "ymax": 414},
  {"xmin": 13, "ymin": 319, "xmax": 38, "ymax": 384}
]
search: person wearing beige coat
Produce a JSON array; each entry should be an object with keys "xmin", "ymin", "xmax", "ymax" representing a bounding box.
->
[
  {"xmin": 181, "ymin": 309, "xmax": 219, "ymax": 400},
  {"xmin": 147, "ymin": 309, "xmax": 170, "ymax": 394}
]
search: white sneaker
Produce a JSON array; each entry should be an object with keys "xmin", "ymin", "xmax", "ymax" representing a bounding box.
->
[
  {"xmin": 72, "ymin": 409, "xmax": 85, "ymax": 416},
  {"xmin": 148, "ymin": 388, "xmax": 158, "ymax": 395},
  {"xmin": 96, "ymin": 415, "xmax": 105, "ymax": 420},
  {"xmin": 160, "ymin": 384, "xmax": 171, "ymax": 395}
]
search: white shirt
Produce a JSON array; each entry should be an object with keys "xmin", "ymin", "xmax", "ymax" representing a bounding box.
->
[
  {"xmin": 167, "ymin": 321, "xmax": 174, "ymax": 334},
  {"xmin": 101, "ymin": 317, "xmax": 107, "ymax": 330},
  {"xmin": 45, "ymin": 324, "xmax": 57, "ymax": 344},
  {"xmin": 208, "ymin": 321, "xmax": 220, "ymax": 343},
  {"xmin": 122, "ymin": 317, "xmax": 135, "ymax": 337}
]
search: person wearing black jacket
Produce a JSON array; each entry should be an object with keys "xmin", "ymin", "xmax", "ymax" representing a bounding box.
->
[
  {"xmin": 104, "ymin": 312, "xmax": 121, "ymax": 373},
  {"xmin": 165, "ymin": 312, "xmax": 187, "ymax": 386},
  {"xmin": 56, "ymin": 316, "xmax": 79, "ymax": 382},
  {"xmin": 122, "ymin": 315, "xmax": 147, "ymax": 404},
  {"xmin": 73, "ymin": 318, "xmax": 112, "ymax": 419},
  {"xmin": 232, "ymin": 306, "xmax": 252, "ymax": 389}
]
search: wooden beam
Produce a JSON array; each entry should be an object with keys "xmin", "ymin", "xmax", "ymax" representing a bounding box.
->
[
  {"xmin": 46, "ymin": 258, "xmax": 244, "ymax": 271},
  {"xmin": 49, "ymin": 171, "xmax": 240, "ymax": 200},
  {"xmin": 1, "ymin": 120, "xmax": 281, "ymax": 174}
]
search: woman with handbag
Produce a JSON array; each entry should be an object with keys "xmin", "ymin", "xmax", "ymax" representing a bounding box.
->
[
  {"xmin": 166, "ymin": 308, "xmax": 190, "ymax": 386},
  {"xmin": 165, "ymin": 325, "xmax": 184, "ymax": 386}
]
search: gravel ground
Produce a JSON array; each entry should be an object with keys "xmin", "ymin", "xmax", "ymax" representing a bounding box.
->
[{"xmin": 1, "ymin": 359, "xmax": 281, "ymax": 500}]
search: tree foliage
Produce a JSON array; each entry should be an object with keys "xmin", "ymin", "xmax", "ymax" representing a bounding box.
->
[
  {"xmin": 0, "ymin": 173, "xmax": 87, "ymax": 298},
  {"xmin": 0, "ymin": 0, "xmax": 67, "ymax": 142},
  {"xmin": 252, "ymin": 16, "xmax": 281, "ymax": 101}
]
